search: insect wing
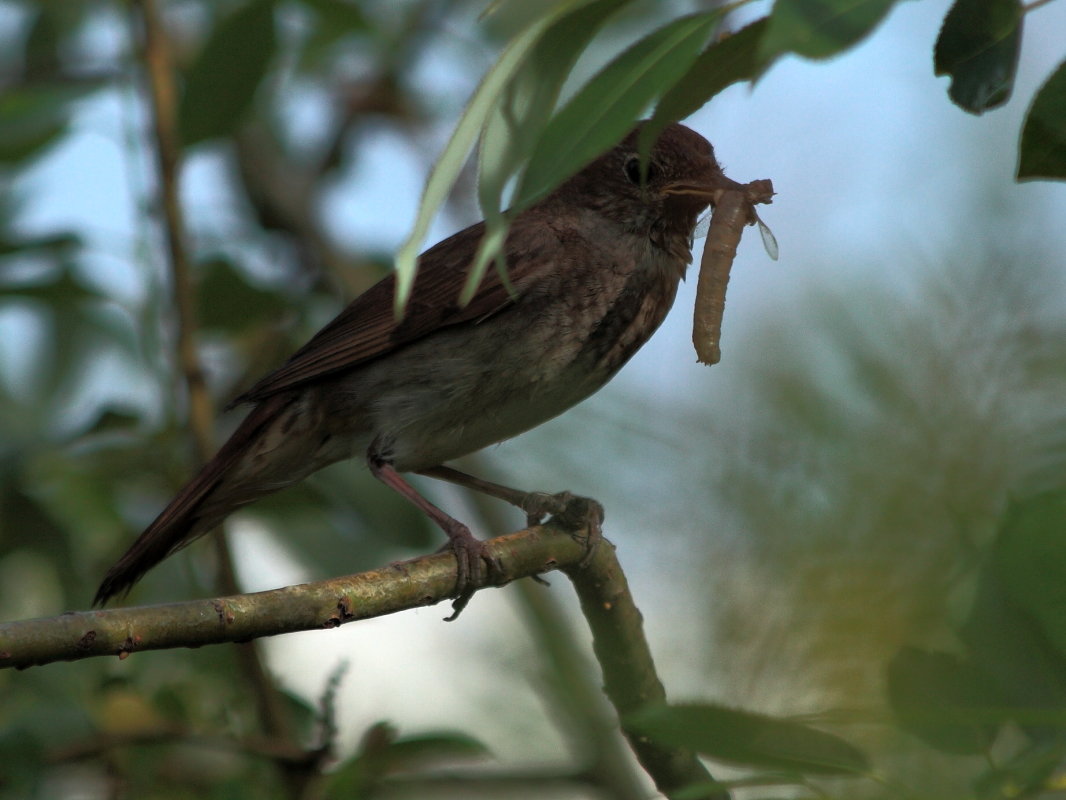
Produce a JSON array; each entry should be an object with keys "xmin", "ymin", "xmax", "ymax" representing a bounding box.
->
[{"xmin": 755, "ymin": 212, "xmax": 779, "ymax": 261}]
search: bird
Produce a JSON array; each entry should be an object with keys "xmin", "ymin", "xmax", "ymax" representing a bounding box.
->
[{"xmin": 94, "ymin": 122, "xmax": 743, "ymax": 610}]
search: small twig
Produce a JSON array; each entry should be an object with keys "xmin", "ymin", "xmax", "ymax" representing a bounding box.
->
[
  {"xmin": 134, "ymin": 0, "xmax": 214, "ymax": 458},
  {"xmin": 131, "ymin": 0, "xmax": 297, "ymax": 772}
]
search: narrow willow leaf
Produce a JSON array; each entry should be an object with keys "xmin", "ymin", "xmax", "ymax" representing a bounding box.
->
[
  {"xmin": 478, "ymin": 0, "xmax": 629, "ymax": 219},
  {"xmin": 469, "ymin": 0, "xmax": 630, "ymax": 304},
  {"xmin": 642, "ymin": 17, "xmax": 769, "ymax": 159},
  {"xmin": 393, "ymin": 0, "xmax": 599, "ymax": 314},
  {"xmin": 513, "ymin": 10, "xmax": 723, "ymax": 211},
  {"xmin": 626, "ymin": 702, "xmax": 870, "ymax": 775}
]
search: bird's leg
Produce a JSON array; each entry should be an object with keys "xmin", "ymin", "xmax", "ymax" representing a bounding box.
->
[
  {"xmin": 367, "ymin": 454, "xmax": 502, "ymax": 619},
  {"xmin": 417, "ymin": 465, "xmax": 605, "ymax": 560}
]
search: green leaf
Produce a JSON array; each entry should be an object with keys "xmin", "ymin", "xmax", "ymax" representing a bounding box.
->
[
  {"xmin": 0, "ymin": 83, "xmax": 99, "ymax": 165},
  {"xmin": 1018, "ymin": 60, "xmax": 1066, "ymax": 181},
  {"xmin": 385, "ymin": 731, "xmax": 491, "ymax": 764},
  {"xmin": 758, "ymin": 0, "xmax": 900, "ymax": 63},
  {"xmin": 478, "ymin": 0, "xmax": 629, "ymax": 220},
  {"xmin": 0, "ymin": 231, "xmax": 81, "ymax": 259},
  {"xmin": 195, "ymin": 257, "xmax": 288, "ymax": 333},
  {"xmin": 934, "ymin": 0, "xmax": 1022, "ymax": 114},
  {"xmin": 296, "ymin": 0, "xmax": 370, "ymax": 67},
  {"xmin": 178, "ymin": 0, "xmax": 279, "ymax": 146},
  {"xmin": 391, "ymin": 2, "xmax": 589, "ymax": 312},
  {"xmin": 959, "ymin": 566, "xmax": 1066, "ymax": 730},
  {"xmin": 466, "ymin": 0, "xmax": 629, "ymax": 304},
  {"xmin": 626, "ymin": 702, "xmax": 870, "ymax": 775},
  {"xmin": 993, "ymin": 491, "xmax": 1066, "ymax": 659},
  {"xmin": 643, "ymin": 17, "xmax": 769, "ymax": 155},
  {"xmin": 513, "ymin": 10, "xmax": 723, "ymax": 211},
  {"xmin": 886, "ymin": 646, "xmax": 1000, "ymax": 754}
]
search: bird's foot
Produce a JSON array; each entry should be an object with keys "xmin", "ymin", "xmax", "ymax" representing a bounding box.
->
[
  {"xmin": 441, "ymin": 522, "xmax": 504, "ymax": 621},
  {"xmin": 520, "ymin": 491, "xmax": 604, "ymax": 566}
]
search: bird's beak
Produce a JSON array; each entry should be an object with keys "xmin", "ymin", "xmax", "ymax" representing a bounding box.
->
[{"xmin": 661, "ymin": 168, "xmax": 747, "ymax": 207}]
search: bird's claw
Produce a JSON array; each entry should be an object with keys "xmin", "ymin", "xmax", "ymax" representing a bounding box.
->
[
  {"xmin": 442, "ymin": 525, "xmax": 504, "ymax": 621},
  {"xmin": 521, "ymin": 491, "xmax": 604, "ymax": 566}
]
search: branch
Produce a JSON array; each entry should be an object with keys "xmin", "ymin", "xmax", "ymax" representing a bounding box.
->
[
  {"xmin": 3, "ymin": 523, "xmax": 724, "ymax": 797},
  {"xmin": 132, "ymin": 0, "xmax": 294, "ymax": 755},
  {"xmin": 0, "ymin": 525, "xmax": 585, "ymax": 670},
  {"xmin": 564, "ymin": 544, "xmax": 727, "ymax": 800}
]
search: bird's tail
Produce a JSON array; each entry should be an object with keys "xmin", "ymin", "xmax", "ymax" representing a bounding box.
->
[{"xmin": 93, "ymin": 395, "xmax": 293, "ymax": 606}]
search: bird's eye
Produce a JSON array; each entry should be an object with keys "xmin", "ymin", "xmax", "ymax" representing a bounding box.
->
[{"xmin": 623, "ymin": 155, "xmax": 656, "ymax": 186}]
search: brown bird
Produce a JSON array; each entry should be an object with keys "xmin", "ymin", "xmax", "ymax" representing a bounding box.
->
[{"xmin": 95, "ymin": 122, "xmax": 741, "ymax": 609}]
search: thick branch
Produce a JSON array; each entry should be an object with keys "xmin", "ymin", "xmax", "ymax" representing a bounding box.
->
[
  {"xmin": 1, "ymin": 525, "xmax": 585, "ymax": 670},
  {"xmin": 564, "ymin": 544, "xmax": 727, "ymax": 800}
]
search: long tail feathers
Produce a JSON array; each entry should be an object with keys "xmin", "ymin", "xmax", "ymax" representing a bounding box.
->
[{"xmin": 93, "ymin": 396, "xmax": 290, "ymax": 606}]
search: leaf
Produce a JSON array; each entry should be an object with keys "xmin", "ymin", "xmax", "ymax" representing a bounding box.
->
[
  {"xmin": 886, "ymin": 646, "xmax": 1000, "ymax": 754},
  {"xmin": 758, "ymin": 0, "xmax": 900, "ymax": 63},
  {"xmin": 1018, "ymin": 60, "xmax": 1066, "ymax": 181},
  {"xmin": 178, "ymin": 0, "xmax": 279, "ymax": 146},
  {"xmin": 0, "ymin": 231, "xmax": 81, "ymax": 259},
  {"xmin": 0, "ymin": 83, "xmax": 99, "ymax": 165},
  {"xmin": 385, "ymin": 731, "xmax": 491, "ymax": 765},
  {"xmin": 326, "ymin": 725, "xmax": 488, "ymax": 796},
  {"xmin": 296, "ymin": 0, "xmax": 371, "ymax": 67},
  {"xmin": 643, "ymin": 18, "xmax": 769, "ymax": 156},
  {"xmin": 468, "ymin": 0, "xmax": 629, "ymax": 304},
  {"xmin": 959, "ymin": 566, "xmax": 1066, "ymax": 735},
  {"xmin": 626, "ymin": 702, "xmax": 870, "ymax": 775},
  {"xmin": 391, "ymin": 2, "xmax": 587, "ymax": 312},
  {"xmin": 934, "ymin": 0, "xmax": 1022, "ymax": 114},
  {"xmin": 513, "ymin": 10, "xmax": 723, "ymax": 211},
  {"xmin": 195, "ymin": 257, "xmax": 288, "ymax": 333},
  {"xmin": 478, "ymin": 0, "xmax": 629, "ymax": 220},
  {"xmin": 993, "ymin": 491, "xmax": 1066, "ymax": 660}
]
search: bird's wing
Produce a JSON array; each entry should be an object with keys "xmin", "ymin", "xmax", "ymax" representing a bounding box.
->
[{"xmin": 231, "ymin": 218, "xmax": 540, "ymax": 404}]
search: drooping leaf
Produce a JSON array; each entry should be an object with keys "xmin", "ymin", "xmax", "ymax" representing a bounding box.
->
[
  {"xmin": 513, "ymin": 10, "xmax": 723, "ymax": 211},
  {"xmin": 934, "ymin": 0, "xmax": 1022, "ymax": 114},
  {"xmin": 467, "ymin": 0, "xmax": 630, "ymax": 304},
  {"xmin": 626, "ymin": 702, "xmax": 870, "ymax": 775},
  {"xmin": 1018, "ymin": 60, "xmax": 1066, "ymax": 181},
  {"xmin": 391, "ymin": 1, "xmax": 591, "ymax": 312},
  {"xmin": 178, "ymin": 0, "xmax": 279, "ymax": 146},
  {"xmin": 643, "ymin": 18, "xmax": 769, "ymax": 157},
  {"xmin": 478, "ymin": 0, "xmax": 630, "ymax": 220},
  {"xmin": 758, "ymin": 0, "xmax": 900, "ymax": 63}
]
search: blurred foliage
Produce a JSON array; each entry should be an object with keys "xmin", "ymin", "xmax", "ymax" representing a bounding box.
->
[
  {"xmin": 697, "ymin": 252, "xmax": 1066, "ymax": 797},
  {"xmin": 0, "ymin": 0, "xmax": 1063, "ymax": 799}
]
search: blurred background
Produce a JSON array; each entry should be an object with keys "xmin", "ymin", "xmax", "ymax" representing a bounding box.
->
[{"xmin": 2, "ymin": 0, "xmax": 1066, "ymax": 797}]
